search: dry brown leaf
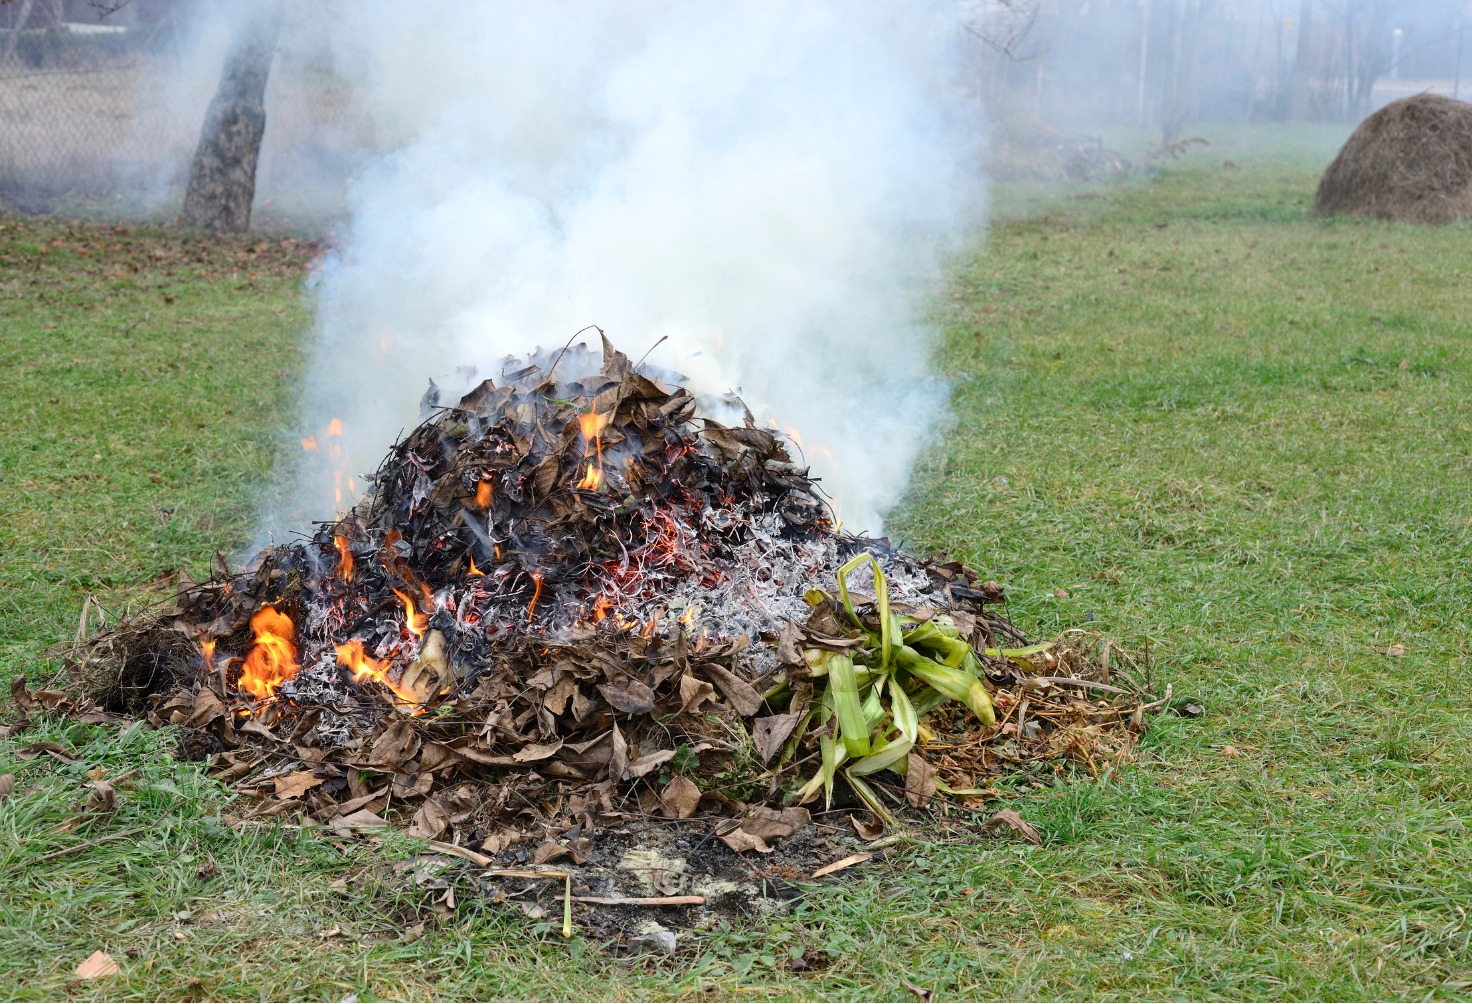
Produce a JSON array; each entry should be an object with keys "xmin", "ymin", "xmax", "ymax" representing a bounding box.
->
[
  {"xmin": 904, "ymin": 753, "xmax": 937, "ymax": 808},
  {"xmin": 272, "ymin": 771, "xmax": 324, "ymax": 799},
  {"xmin": 330, "ymin": 809, "xmax": 389, "ymax": 832},
  {"xmin": 15, "ymin": 741, "xmax": 77, "ymax": 763},
  {"xmin": 1372, "ymin": 644, "xmax": 1408, "ymax": 656},
  {"xmin": 718, "ymin": 805, "xmax": 808, "ymax": 852},
  {"xmin": 661, "ymin": 776, "xmax": 701, "ymax": 819},
  {"xmin": 0, "ymin": 773, "xmax": 14, "ymax": 804},
  {"xmin": 511, "ymin": 739, "xmax": 564, "ymax": 763},
  {"xmin": 597, "ymin": 678, "xmax": 656, "ymax": 715},
  {"xmin": 80, "ymin": 780, "xmax": 116, "ymax": 815},
  {"xmin": 368, "ymin": 719, "xmax": 421, "ymax": 767},
  {"xmin": 74, "ymin": 950, "xmax": 121, "ymax": 979},
  {"xmin": 625, "ymin": 749, "xmax": 675, "ymax": 778},
  {"xmin": 717, "ymin": 826, "xmax": 773, "ymax": 854},
  {"xmin": 849, "ymin": 812, "xmax": 885, "ymax": 841},
  {"xmin": 532, "ymin": 840, "xmax": 571, "ymax": 864},
  {"xmin": 184, "ymin": 687, "xmax": 226, "ymax": 729},
  {"xmin": 677, "ymin": 673, "xmax": 715, "ymax": 713},
  {"xmin": 10, "ymin": 675, "xmax": 34, "ymax": 713},
  {"xmin": 776, "ymin": 621, "xmax": 805, "ymax": 666},
  {"xmin": 752, "ymin": 712, "xmax": 802, "ymax": 765},
  {"xmin": 700, "ymin": 663, "xmax": 763, "ymax": 716},
  {"xmin": 740, "ymin": 805, "xmax": 809, "ymax": 841},
  {"xmin": 608, "ymin": 722, "xmax": 628, "ymax": 781},
  {"xmin": 979, "ymin": 807, "xmax": 1043, "ymax": 846},
  {"xmin": 407, "ymin": 798, "xmax": 452, "ymax": 841}
]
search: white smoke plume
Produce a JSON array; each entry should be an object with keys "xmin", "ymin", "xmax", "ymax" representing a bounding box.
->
[{"xmin": 274, "ymin": 0, "xmax": 985, "ymax": 538}]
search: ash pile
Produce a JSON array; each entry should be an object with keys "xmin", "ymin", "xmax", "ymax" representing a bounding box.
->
[{"xmin": 61, "ymin": 334, "xmax": 1157, "ymax": 863}]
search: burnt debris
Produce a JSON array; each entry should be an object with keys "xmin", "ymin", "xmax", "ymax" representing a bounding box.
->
[{"xmin": 54, "ymin": 333, "xmax": 1158, "ymax": 851}]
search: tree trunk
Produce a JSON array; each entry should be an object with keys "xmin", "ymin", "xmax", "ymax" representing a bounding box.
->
[
  {"xmin": 179, "ymin": 2, "xmax": 282, "ymax": 232},
  {"xmin": 1290, "ymin": 0, "xmax": 1315, "ymax": 120},
  {"xmin": 4, "ymin": 0, "xmax": 37, "ymax": 63},
  {"xmin": 1159, "ymin": 0, "xmax": 1203, "ymax": 143}
]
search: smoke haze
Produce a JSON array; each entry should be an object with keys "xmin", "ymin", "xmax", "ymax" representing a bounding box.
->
[{"xmin": 268, "ymin": 0, "xmax": 984, "ymax": 539}]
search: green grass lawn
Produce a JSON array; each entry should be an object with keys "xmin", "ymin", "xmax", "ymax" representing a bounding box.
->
[{"xmin": 2, "ymin": 143, "xmax": 1471, "ymax": 1000}]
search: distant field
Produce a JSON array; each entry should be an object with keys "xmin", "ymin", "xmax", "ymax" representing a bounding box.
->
[{"xmin": 2, "ymin": 134, "xmax": 1470, "ymax": 1000}]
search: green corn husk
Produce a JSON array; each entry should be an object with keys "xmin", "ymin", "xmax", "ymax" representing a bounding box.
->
[
  {"xmin": 843, "ymin": 770, "xmax": 899, "ymax": 827},
  {"xmin": 903, "ymin": 620, "xmax": 972, "ymax": 667},
  {"xmin": 897, "ymin": 645, "xmax": 997, "ymax": 727},
  {"xmin": 861, "ymin": 680, "xmax": 886, "ymax": 730},
  {"xmin": 890, "ymin": 680, "xmax": 919, "ymax": 743},
  {"xmin": 835, "ymin": 551, "xmax": 894, "ymax": 668},
  {"xmin": 835, "ymin": 553, "xmax": 865, "ymax": 629},
  {"xmin": 902, "ymin": 620, "xmax": 943, "ymax": 646},
  {"xmin": 828, "ymin": 654, "xmax": 871, "ymax": 757},
  {"xmin": 846, "ymin": 737, "xmax": 914, "ymax": 776}
]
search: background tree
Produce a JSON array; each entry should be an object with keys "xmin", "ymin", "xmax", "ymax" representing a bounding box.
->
[{"xmin": 178, "ymin": 0, "xmax": 281, "ymax": 232}]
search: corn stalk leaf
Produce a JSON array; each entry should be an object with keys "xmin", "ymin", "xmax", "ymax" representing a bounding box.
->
[
  {"xmin": 835, "ymin": 553, "xmax": 867, "ymax": 629},
  {"xmin": 890, "ymin": 681, "xmax": 918, "ymax": 743},
  {"xmin": 982, "ymin": 642, "xmax": 1054, "ymax": 659},
  {"xmin": 847, "ymin": 738, "xmax": 914, "ymax": 776},
  {"xmin": 898, "ymin": 646, "xmax": 997, "ymax": 727},
  {"xmin": 843, "ymin": 770, "xmax": 898, "ymax": 828},
  {"xmin": 822, "ymin": 732, "xmax": 843, "ymax": 807},
  {"xmin": 828, "ymin": 654, "xmax": 871, "ymax": 757}
]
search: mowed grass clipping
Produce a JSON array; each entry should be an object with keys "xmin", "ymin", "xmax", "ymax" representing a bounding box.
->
[{"xmin": 1, "ymin": 140, "xmax": 1471, "ymax": 999}]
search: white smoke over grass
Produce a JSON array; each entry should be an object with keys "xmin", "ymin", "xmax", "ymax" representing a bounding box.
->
[{"xmin": 274, "ymin": 0, "xmax": 985, "ymax": 538}]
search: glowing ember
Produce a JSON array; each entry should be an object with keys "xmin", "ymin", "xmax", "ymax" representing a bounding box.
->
[
  {"xmin": 527, "ymin": 572, "xmax": 544, "ymax": 621},
  {"xmin": 335, "ymin": 640, "xmax": 420, "ymax": 707},
  {"xmin": 238, "ymin": 607, "xmax": 299, "ymax": 699},
  {"xmin": 333, "ymin": 534, "xmax": 354, "ymax": 583},
  {"xmin": 394, "ymin": 588, "xmax": 428, "ymax": 639}
]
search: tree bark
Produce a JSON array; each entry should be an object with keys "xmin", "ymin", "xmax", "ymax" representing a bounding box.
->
[{"xmin": 179, "ymin": 2, "xmax": 282, "ymax": 232}]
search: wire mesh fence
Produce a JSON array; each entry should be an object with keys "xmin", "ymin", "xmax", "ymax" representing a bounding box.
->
[{"xmin": 0, "ymin": 22, "xmax": 373, "ymax": 220}]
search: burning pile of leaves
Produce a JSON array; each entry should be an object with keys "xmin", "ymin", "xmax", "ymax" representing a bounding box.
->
[{"xmin": 57, "ymin": 334, "xmax": 1160, "ymax": 863}]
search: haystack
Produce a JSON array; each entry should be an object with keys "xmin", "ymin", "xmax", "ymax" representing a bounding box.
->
[{"xmin": 1314, "ymin": 94, "xmax": 1472, "ymax": 223}]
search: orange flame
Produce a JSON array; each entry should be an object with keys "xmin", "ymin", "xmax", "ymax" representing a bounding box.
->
[
  {"xmin": 578, "ymin": 412, "xmax": 609, "ymax": 439},
  {"xmin": 467, "ymin": 556, "xmax": 484, "ymax": 577},
  {"xmin": 199, "ymin": 638, "xmax": 216, "ymax": 675},
  {"xmin": 576, "ymin": 463, "xmax": 603, "ymax": 491},
  {"xmin": 326, "ymin": 417, "xmax": 343, "ymax": 437},
  {"xmin": 238, "ymin": 607, "xmax": 298, "ymax": 699},
  {"xmin": 475, "ymin": 479, "xmax": 493, "ymax": 509},
  {"xmin": 394, "ymin": 588, "xmax": 428, "ymax": 639},
  {"xmin": 335, "ymin": 640, "xmax": 419, "ymax": 707},
  {"xmin": 575, "ymin": 412, "xmax": 609, "ymax": 491},
  {"xmin": 333, "ymin": 534, "xmax": 354, "ymax": 583},
  {"xmin": 300, "ymin": 435, "xmax": 318, "ymax": 452},
  {"xmin": 680, "ymin": 604, "xmax": 696, "ymax": 628}
]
